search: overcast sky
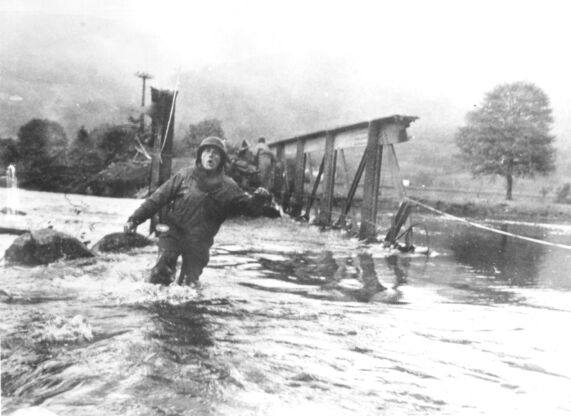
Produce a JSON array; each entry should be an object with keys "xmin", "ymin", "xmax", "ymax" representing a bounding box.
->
[{"xmin": 2, "ymin": 0, "xmax": 571, "ymax": 136}]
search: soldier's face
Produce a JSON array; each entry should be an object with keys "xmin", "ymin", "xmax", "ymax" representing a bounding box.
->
[{"xmin": 201, "ymin": 146, "xmax": 222, "ymax": 171}]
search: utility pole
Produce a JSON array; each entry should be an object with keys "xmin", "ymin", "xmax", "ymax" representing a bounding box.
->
[{"xmin": 135, "ymin": 72, "xmax": 153, "ymax": 132}]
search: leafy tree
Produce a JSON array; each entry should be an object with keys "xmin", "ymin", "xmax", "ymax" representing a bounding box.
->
[
  {"xmin": 65, "ymin": 122, "xmax": 152, "ymax": 196},
  {"xmin": 76, "ymin": 125, "xmax": 90, "ymax": 146},
  {"xmin": 17, "ymin": 119, "xmax": 68, "ymax": 189},
  {"xmin": 0, "ymin": 138, "xmax": 20, "ymax": 168},
  {"xmin": 68, "ymin": 126, "xmax": 98, "ymax": 167},
  {"xmin": 18, "ymin": 118, "xmax": 68, "ymax": 165},
  {"xmin": 64, "ymin": 126, "xmax": 106, "ymax": 192},
  {"xmin": 182, "ymin": 118, "xmax": 226, "ymax": 155},
  {"xmin": 91, "ymin": 124, "xmax": 138, "ymax": 166},
  {"xmin": 455, "ymin": 82, "xmax": 556, "ymax": 200}
]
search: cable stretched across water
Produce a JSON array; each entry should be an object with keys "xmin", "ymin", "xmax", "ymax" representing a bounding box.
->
[{"xmin": 404, "ymin": 196, "xmax": 571, "ymax": 251}]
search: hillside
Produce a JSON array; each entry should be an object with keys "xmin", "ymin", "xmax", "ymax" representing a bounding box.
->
[
  {"xmin": 0, "ymin": 13, "xmax": 159, "ymax": 137},
  {"xmin": 1, "ymin": 12, "xmax": 570, "ymax": 192}
]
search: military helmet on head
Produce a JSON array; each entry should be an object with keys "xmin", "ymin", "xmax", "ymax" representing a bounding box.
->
[{"xmin": 196, "ymin": 136, "xmax": 227, "ymax": 167}]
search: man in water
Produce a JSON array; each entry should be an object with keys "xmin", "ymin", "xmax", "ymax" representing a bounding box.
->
[{"xmin": 124, "ymin": 136, "xmax": 270, "ymax": 286}]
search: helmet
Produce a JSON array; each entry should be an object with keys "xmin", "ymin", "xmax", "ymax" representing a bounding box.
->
[{"xmin": 196, "ymin": 136, "xmax": 227, "ymax": 168}]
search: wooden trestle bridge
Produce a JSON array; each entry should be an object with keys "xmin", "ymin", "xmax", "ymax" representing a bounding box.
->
[
  {"xmin": 141, "ymin": 88, "xmax": 418, "ymax": 242},
  {"xmin": 268, "ymin": 115, "xmax": 418, "ymax": 241}
]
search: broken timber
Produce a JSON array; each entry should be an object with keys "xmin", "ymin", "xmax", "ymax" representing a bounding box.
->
[{"xmin": 268, "ymin": 115, "xmax": 418, "ymax": 241}]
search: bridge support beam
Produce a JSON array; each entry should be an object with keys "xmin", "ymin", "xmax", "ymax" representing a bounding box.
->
[
  {"xmin": 359, "ymin": 121, "xmax": 383, "ymax": 240},
  {"xmin": 291, "ymin": 139, "xmax": 306, "ymax": 217},
  {"xmin": 317, "ymin": 132, "xmax": 337, "ymax": 225}
]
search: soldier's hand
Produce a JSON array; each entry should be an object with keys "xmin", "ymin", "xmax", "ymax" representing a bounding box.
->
[{"xmin": 123, "ymin": 221, "xmax": 137, "ymax": 234}]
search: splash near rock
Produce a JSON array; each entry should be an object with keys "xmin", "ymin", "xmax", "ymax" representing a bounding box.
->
[
  {"xmin": 11, "ymin": 407, "xmax": 60, "ymax": 416},
  {"xmin": 5, "ymin": 228, "xmax": 94, "ymax": 265},
  {"xmin": 92, "ymin": 232, "xmax": 153, "ymax": 253}
]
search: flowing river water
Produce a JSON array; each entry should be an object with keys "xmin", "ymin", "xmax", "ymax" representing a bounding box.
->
[{"xmin": 1, "ymin": 190, "xmax": 571, "ymax": 415}]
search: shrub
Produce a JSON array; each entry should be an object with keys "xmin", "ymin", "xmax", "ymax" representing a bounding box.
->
[{"xmin": 554, "ymin": 183, "xmax": 571, "ymax": 204}]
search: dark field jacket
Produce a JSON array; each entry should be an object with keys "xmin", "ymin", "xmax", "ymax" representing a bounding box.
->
[{"xmin": 128, "ymin": 167, "xmax": 265, "ymax": 247}]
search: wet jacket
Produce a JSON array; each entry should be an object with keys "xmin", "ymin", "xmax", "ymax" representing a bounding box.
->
[{"xmin": 128, "ymin": 166, "xmax": 265, "ymax": 247}]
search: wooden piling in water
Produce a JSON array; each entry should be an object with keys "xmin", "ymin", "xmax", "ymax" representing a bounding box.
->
[
  {"xmin": 303, "ymin": 155, "xmax": 325, "ymax": 221},
  {"xmin": 291, "ymin": 139, "xmax": 306, "ymax": 217},
  {"xmin": 317, "ymin": 132, "xmax": 337, "ymax": 225},
  {"xmin": 359, "ymin": 121, "xmax": 383, "ymax": 240}
]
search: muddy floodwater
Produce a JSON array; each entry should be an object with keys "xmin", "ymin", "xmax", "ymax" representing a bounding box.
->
[{"xmin": 1, "ymin": 190, "xmax": 571, "ymax": 416}]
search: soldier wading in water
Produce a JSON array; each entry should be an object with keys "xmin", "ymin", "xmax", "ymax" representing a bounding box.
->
[{"xmin": 124, "ymin": 136, "xmax": 270, "ymax": 286}]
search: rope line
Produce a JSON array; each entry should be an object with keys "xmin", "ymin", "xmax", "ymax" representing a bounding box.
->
[{"xmin": 404, "ymin": 196, "xmax": 571, "ymax": 251}]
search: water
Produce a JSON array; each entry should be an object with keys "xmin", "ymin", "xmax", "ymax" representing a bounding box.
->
[{"xmin": 1, "ymin": 190, "xmax": 571, "ymax": 415}]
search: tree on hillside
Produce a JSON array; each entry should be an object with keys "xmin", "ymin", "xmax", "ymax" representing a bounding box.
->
[
  {"xmin": 455, "ymin": 81, "xmax": 556, "ymax": 200},
  {"xmin": 181, "ymin": 118, "xmax": 226, "ymax": 156},
  {"xmin": 17, "ymin": 119, "xmax": 68, "ymax": 189}
]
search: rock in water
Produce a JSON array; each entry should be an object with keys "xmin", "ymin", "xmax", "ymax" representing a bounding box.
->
[
  {"xmin": 5, "ymin": 229, "xmax": 94, "ymax": 265},
  {"xmin": 92, "ymin": 232, "xmax": 153, "ymax": 253}
]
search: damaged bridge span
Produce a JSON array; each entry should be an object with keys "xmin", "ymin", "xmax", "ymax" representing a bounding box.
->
[{"xmin": 268, "ymin": 115, "xmax": 418, "ymax": 241}]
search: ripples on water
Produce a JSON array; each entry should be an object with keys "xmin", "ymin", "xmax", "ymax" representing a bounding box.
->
[{"xmin": 2, "ymin": 216, "xmax": 571, "ymax": 416}]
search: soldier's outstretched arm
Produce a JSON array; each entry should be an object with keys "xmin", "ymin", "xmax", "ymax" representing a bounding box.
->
[{"xmin": 125, "ymin": 172, "xmax": 183, "ymax": 229}]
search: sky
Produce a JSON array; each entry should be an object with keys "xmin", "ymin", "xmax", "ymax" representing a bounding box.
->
[{"xmin": 2, "ymin": 0, "xmax": 571, "ymax": 138}]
